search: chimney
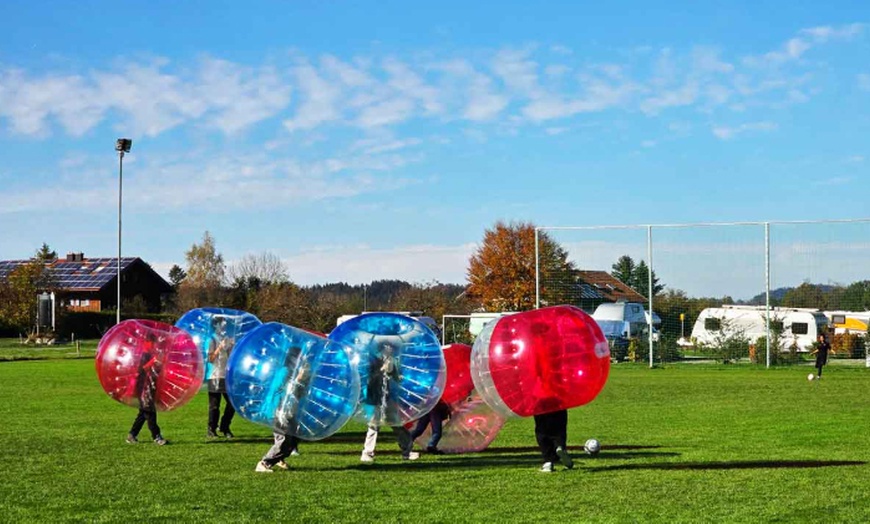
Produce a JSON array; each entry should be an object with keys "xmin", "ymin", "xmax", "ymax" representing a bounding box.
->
[
  {"xmin": 66, "ymin": 252, "xmax": 76, "ymax": 262},
  {"xmin": 75, "ymin": 252, "xmax": 84, "ymax": 262}
]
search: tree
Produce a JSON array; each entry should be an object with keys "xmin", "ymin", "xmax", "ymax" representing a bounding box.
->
[
  {"xmin": 175, "ymin": 231, "xmax": 226, "ymax": 311},
  {"xmin": 35, "ymin": 243, "xmax": 57, "ymax": 262},
  {"xmin": 781, "ymin": 282, "xmax": 826, "ymax": 309},
  {"xmin": 466, "ymin": 221, "xmax": 575, "ymax": 311},
  {"xmin": 0, "ymin": 257, "xmax": 56, "ymax": 333},
  {"xmin": 226, "ymin": 252, "xmax": 290, "ymax": 287},
  {"xmin": 611, "ymin": 255, "xmax": 664, "ymax": 299},
  {"xmin": 168, "ymin": 265, "xmax": 187, "ymax": 288}
]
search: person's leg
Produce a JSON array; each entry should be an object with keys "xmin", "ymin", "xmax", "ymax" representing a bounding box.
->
[
  {"xmin": 288, "ymin": 435, "xmax": 300, "ymax": 456},
  {"xmin": 392, "ymin": 425, "xmax": 417, "ymax": 459},
  {"xmin": 261, "ymin": 433, "xmax": 292, "ymax": 467},
  {"xmin": 129, "ymin": 409, "xmax": 147, "ymax": 438},
  {"xmin": 534, "ymin": 414, "xmax": 558, "ymax": 465},
  {"xmin": 361, "ymin": 425, "xmax": 379, "ymax": 460},
  {"xmin": 219, "ymin": 392, "xmax": 235, "ymax": 435},
  {"xmin": 145, "ymin": 409, "xmax": 163, "ymax": 440},
  {"xmin": 409, "ymin": 415, "xmax": 429, "ymax": 441},
  {"xmin": 426, "ymin": 409, "xmax": 444, "ymax": 450},
  {"xmin": 552, "ymin": 410, "xmax": 573, "ymax": 469},
  {"xmin": 207, "ymin": 392, "xmax": 220, "ymax": 435}
]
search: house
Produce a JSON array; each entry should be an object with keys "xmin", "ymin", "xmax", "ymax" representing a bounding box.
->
[
  {"xmin": 564, "ymin": 270, "xmax": 648, "ymax": 313},
  {"xmin": 0, "ymin": 252, "xmax": 172, "ymax": 313}
]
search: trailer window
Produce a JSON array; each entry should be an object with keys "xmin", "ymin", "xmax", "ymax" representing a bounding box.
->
[
  {"xmin": 791, "ymin": 322, "xmax": 809, "ymax": 335},
  {"xmin": 704, "ymin": 318, "xmax": 721, "ymax": 331}
]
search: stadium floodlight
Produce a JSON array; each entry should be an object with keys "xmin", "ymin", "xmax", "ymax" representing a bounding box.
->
[{"xmin": 116, "ymin": 138, "xmax": 132, "ymax": 324}]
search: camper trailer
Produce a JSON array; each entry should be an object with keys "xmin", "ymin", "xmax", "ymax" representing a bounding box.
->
[
  {"xmin": 824, "ymin": 311, "xmax": 870, "ymax": 335},
  {"xmin": 468, "ymin": 312, "xmax": 515, "ymax": 338},
  {"xmin": 690, "ymin": 305, "xmax": 828, "ymax": 352},
  {"xmin": 592, "ymin": 302, "xmax": 661, "ymax": 340}
]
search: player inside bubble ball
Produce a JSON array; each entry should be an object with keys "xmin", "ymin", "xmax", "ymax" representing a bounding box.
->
[
  {"xmin": 206, "ymin": 316, "xmax": 236, "ymax": 439},
  {"xmin": 256, "ymin": 346, "xmax": 310, "ymax": 472},
  {"xmin": 126, "ymin": 331, "xmax": 168, "ymax": 446},
  {"xmin": 360, "ymin": 342, "xmax": 419, "ymax": 462}
]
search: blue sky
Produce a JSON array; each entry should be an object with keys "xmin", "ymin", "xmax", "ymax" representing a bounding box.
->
[{"xmin": 1, "ymin": 1, "xmax": 868, "ymax": 296}]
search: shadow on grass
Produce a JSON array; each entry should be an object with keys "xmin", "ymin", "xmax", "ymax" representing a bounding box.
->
[{"xmin": 587, "ymin": 459, "xmax": 866, "ymax": 473}]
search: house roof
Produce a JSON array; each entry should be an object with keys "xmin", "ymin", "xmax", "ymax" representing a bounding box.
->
[
  {"xmin": 574, "ymin": 270, "xmax": 647, "ymax": 303},
  {"xmin": 0, "ymin": 257, "xmax": 141, "ymax": 291}
]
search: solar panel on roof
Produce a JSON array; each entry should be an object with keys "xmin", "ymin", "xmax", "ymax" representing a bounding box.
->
[{"xmin": 0, "ymin": 257, "xmax": 139, "ymax": 290}]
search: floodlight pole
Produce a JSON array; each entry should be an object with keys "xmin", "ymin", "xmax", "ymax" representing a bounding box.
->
[{"xmin": 115, "ymin": 138, "xmax": 132, "ymax": 325}]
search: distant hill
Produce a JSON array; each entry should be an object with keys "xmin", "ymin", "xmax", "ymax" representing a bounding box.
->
[{"xmin": 745, "ymin": 285, "xmax": 836, "ymax": 305}]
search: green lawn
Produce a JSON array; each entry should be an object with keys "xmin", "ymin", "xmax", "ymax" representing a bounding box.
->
[{"xmin": 1, "ymin": 358, "xmax": 868, "ymax": 523}]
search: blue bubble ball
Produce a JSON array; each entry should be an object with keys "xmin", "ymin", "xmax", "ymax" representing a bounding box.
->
[
  {"xmin": 175, "ymin": 307, "xmax": 262, "ymax": 389},
  {"xmin": 328, "ymin": 313, "xmax": 446, "ymax": 426},
  {"xmin": 226, "ymin": 322, "xmax": 360, "ymax": 440}
]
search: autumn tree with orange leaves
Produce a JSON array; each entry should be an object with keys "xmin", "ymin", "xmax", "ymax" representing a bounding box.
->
[{"xmin": 466, "ymin": 221, "xmax": 575, "ymax": 312}]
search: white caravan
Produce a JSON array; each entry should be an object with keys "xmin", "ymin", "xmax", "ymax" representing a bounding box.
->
[
  {"xmin": 468, "ymin": 312, "xmax": 516, "ymax": 338},
  {"xmin": 690, "ymin": 305, "xmax": 828, "ymax": 352},
  {"xmin": 592, "ymin": 301, "xmax": 661, "ymax": 340},
  {"xmin": 823, "ymin": 311, "xmax": 870, "ymax": 335}
]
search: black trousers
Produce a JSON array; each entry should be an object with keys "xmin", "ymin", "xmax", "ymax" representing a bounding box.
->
[
  {"xmin": 534, "ymin": 409, "xmax": 568, "ymax": 464},
  {"xmin": 130, "ymin": 408, "xmax": 161, "ymax": 439},
  {"xmin": 208, "ymin": 391, "xmax": 235, "ymax": 432}
]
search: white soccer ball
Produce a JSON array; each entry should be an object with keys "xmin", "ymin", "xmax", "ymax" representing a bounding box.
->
[
  {"xmin": 807, "ymin": 373, "xmax": 815, "ymax": 381},
  {"xmin": 584, "ymin": 438, "xmax": 601, "ymax": 456}
]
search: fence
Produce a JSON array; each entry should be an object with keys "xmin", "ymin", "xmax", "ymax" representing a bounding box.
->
[{"xmin": 534, "ymin": 219, "xmax": 870, "ymax": 368}]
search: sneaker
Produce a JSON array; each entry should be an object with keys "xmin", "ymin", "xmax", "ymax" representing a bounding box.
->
[
  {"xmin": 206, "ymin": 429, "xmax": 218, "ymax": 440},
  {"xmin": 290, "ymin": 449, "xmax": 301, "ymax": 457},
  {"xmin": 125, "ymin": 434, "xmax": 138, "ymax": 444},
  {"xmin": 540, "ymin": 462, "xmax": 554, "ymax": 473},
  {"xmin": 360, "ymin": 452, "xmax": 375, "ymax": 463},
  {"xmin": 402, "ymin": 451, "xmax": 420, "ymax": 461},
  {"xmin": 426, "ymin": 446, "xmax": 444, "ymax": 455},
  {"xmin": 154, "ymin": 436, "xmax": 168, "ymax": 446},
  {"xmin": 255, "ymin": 461, "xmax": 274, "ymax": 473},
  {"xmin": 273, "ymin": 460, "xmax": 289, "ymax": 471},
  {"xmin": 221, "ymin": 430, "xmax": 235, "ymax": 439},
  {"xmin": 556, "ymin": 446, "xmax": 574, "ymax": 470}
]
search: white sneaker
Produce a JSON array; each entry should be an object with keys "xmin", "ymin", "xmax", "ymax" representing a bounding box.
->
[
  {"xmin": 360, "ymin": 453, "xmax": 375, "ymax": 463},
  {"xmin": 402, "ymin": 451, "xmax": 420, "ymax": 461},
  {"xmin": 273, "ymin": 460, "xmax": 289, "ymax": 470},
  {"xmin": 540, "ymin": 462, "xmax": 553, "ymax": 472},
  {"xmin": 255, "ymin": 461, "xmax": 274, "ymax": 473},
  {"xmin": 290, "ymin": 449, "xmax": 300, "ymax": 457}
]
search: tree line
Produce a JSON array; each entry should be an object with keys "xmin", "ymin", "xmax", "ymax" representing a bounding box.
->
[{"xmin": 2, "ymin": 224, "xmax": 869, "ymax": 338}]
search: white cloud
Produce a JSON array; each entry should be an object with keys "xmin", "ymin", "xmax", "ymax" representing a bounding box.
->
[
  {"xmin": 283, "ymin": 61, "xmax": 342, "ymax": 131},
  {"xmin": 711, "ymin": 121, "xmax": 778, "ymax": 140},
  {"xmin": 492, "ymin": 49, "xmax": 542, "ymax": 97},
  {"xmin": 844, "ymin": 155, "xmax": 864, "ymax": 163}
]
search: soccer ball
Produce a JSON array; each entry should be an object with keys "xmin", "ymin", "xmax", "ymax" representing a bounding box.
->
[
  {"xmin": 807, "ymin": 373, "xmax": 815, "ymax": 381},
  {"xmin": 584, "ymin": 438, "xmax": 601, "ymax": 456}
]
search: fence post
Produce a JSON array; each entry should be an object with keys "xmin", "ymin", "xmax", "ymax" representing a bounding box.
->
[
  {"xmin": 648, "ymin": 225, "xmax": 654, "ymax": 368},
  {"xmin": 765, "ymin": 222, "xmax": 771, "ymax": 369}
]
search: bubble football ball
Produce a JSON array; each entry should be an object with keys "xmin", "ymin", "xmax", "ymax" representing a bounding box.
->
[
  {"xmin": 225, "ymin": 322, "xmax": 359, "ymax": 440},
  {"xmin": 471, "ymin": 305, "xmax": 610, "ymax": 418},
  {"xmin": 329, "ymin": 313, "xmax": 446, "ymax": 426},
  {"xmin": 441, "ymin": 343, "xmax": 475, "ymax": 405},
  {"xmin": 584, "ymin": 438, "xmax": 601, "ymax": 456},
  {"xmin": 410, "ymin": 391, "xmax": 506, "ymax": 454},
  {"xmin": 95, "ymin": 319, "xmax": 204, "ymax": 411},
  {"xmin": 175, "ymin": 307, "xmax": 262, "ymax": 387},
  {"xmin": 807, "ymin": 373, "xmax": 815, "ymax": 381}
]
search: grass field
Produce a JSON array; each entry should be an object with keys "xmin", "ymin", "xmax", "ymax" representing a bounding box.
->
[{"xmin": 1, "ymin": 356, "xmax": 869, "ymax": 523}]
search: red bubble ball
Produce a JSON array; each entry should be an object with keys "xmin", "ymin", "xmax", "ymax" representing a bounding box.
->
[
  {"xmin": 441, "ymin": 343, "xmax": 474, "ymax": 405},
  {"xmin": 470, "ymin": 305, "xmax": 610, "ymax": 417},
  {"xmin": 95, "ymin": 319, "xmax": 204, "ymax": 411}
]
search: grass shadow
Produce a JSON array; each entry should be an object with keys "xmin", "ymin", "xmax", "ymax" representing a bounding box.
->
[{"xmin": 587, "ymin": 459, "xmax": 866, "ymax": 473}]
